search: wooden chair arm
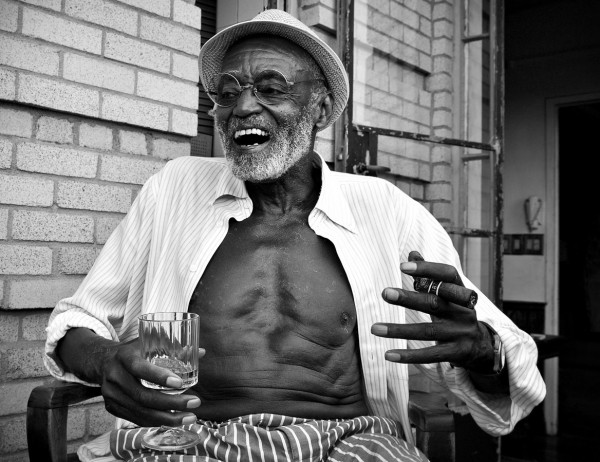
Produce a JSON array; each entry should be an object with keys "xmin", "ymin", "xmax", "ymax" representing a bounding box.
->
[
  {"xmin": 27, "ymin": 379, "xmax": 102, "ymax": 462},
  {"xmin": 408, "ymin": 390, "xmax": 456, "ymax": 462}
]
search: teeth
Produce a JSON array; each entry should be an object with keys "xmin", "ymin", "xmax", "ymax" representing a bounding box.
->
[{"xmin": 234, "ymin": 128, "xmax": 268, "ymax": 139}]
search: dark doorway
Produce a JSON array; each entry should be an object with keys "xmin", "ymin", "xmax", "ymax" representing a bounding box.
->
[
  {"xmin": 558, "ymin": 102, "xmax": 600, "ymax": 442},
  {"xmin": 502, "ymin": 103, "xmax": 600, "ymax": 462}
]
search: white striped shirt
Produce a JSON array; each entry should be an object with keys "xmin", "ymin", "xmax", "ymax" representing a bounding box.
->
[{"xmin": 44, "ymin": 154, "xmax": 545, "ymax": 447}]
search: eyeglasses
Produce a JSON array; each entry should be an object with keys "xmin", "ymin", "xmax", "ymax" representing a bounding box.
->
[{"xmin": 206, "ymin": 69, "xmax": 325, "ymax": 108}]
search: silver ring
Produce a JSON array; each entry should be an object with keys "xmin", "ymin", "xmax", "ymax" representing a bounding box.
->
[{"xmin": 428, "ymin": 280, "xmax": 441, "ymax": 295}]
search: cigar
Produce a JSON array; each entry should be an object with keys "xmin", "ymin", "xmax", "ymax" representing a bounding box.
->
[{"xmin": 413, "ymin": 277, "xmax": 478, "ymax": 309}]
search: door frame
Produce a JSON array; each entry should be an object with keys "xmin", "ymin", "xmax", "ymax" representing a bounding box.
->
[{"xmin": 544, "ymin": 91, "xmax": 600, "ymax": 435}]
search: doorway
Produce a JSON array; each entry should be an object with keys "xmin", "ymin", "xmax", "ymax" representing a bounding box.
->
[
  {"xmin": 501, "ymin": 100, "xmax": 600, "ymax": 462},
  {"xmin": 558, "ymin": 101, "xmax": 600, "ymax": 444}
]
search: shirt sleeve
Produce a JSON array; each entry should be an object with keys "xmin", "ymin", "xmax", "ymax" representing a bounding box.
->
[
  {"xmin": 44, "ymin": 173, "xmax": 160, "ymax": 385},
  {"xmin": 400, "ymin": 199, "xmax": 546, "ymax": 436}
]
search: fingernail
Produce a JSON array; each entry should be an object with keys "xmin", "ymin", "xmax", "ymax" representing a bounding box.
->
[
  {"xmin": 371, "ymin": 324, "xmax": 388, "ymax": 336},
  {"xmin": 186, "ymin": 397, "xmax": 201, "ymax": 409},
  {"xmin": 182, "ymin": 415, "xmax": 197, "ymax": 425},
  {"xmin": 383, "ymin": 288, "xmax": 400, "ymax": 302},
  {"xmin": 400, "ymin": 262, "xmax": 417, "ymax": 273},
  {"xmin": 385, "ymin": 352, "xmax": 401, "ymax": 361},
  {"xmin": 166, "ymin": 376, "xmax": 183, "ymax": 388}
]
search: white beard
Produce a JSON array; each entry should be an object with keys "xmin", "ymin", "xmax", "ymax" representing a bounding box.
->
[{"xmin": 215, "ymin": 106, "xmax": 314, "ymax": 182}]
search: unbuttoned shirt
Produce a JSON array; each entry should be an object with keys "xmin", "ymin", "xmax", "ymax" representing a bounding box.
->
[{"xmin": 44, "ymin": 154, "xmax": 545, "ymax": 443}]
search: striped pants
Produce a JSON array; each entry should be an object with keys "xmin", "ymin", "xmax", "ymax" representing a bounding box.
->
[{"xmin": 110, "ymin": 414, "xmax": 428, "ymax": 462}]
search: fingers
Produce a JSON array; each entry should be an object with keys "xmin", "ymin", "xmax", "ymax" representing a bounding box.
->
[
  {"xmin": 404, "ymin": 250, "xmax": 464, "ymax": 286},
  {"xmin": 101, "ymin": 346, "xmax": 201, "ymax": 425},
  {"xmin": 130, "ymin": 348, "xmax": 206, "ymax": 388},
  {"xmin": 383, "ymin": 344, "xmax": 455, "ymax": 364},
  {"xmin": 131, "ymin": 356, "xmax": 185, "ymax": 389},
  {"xmin": 413, "ymin": 278, "xmax": 477, "ymax": 309},
  {"xmin": 375, "ymin": 250, "xmax": 485, "ymax": 368},
  {"xmin": 379, "ymin": 326, "xmax": 489, "ymax": 368},
  {"xmin": 111, "ymin": 342, "xmax": 182, "ymax": 390},
  {"xmin": 382, "ymin": 287, "xmax": 476, "ymax": 318},
  {"xmin": 371, "ymin": 322, "xmax": 470, "ymax": 342},
  {"xmin": 400, "ymin": 250, "xmax": 475, "ymax": 309},
  {"xmin": 105, "ymin": 397, "xmax": 198, "ymax": 427},
  {"xmin": 103, "ymin": 361, "xmax": 200, "ymax": 412}
]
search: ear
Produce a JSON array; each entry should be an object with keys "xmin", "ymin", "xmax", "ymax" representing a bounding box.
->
[{"xmin": 313, "ymin": 93, "xmax": 333, "ymax": 130}]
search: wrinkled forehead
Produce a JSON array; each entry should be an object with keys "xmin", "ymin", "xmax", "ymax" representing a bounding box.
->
[{"xmin": 221, "ymin": 34, "xmax": 322, "ymax": 79}]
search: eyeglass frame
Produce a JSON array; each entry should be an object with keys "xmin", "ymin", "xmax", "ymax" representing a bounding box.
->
[{"xmin": 205, "ymin": 68, "xmax": 327, "ymax": 108}]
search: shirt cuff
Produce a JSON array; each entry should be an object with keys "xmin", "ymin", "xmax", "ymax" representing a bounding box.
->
[{"xmin": 44, "ymin": 310, "xmax": 116, "ymax": 385}]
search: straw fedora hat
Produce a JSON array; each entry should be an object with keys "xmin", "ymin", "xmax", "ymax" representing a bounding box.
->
[{"xmin": 199, "ymin": 9, "xmax": 349, "ymax": 131}]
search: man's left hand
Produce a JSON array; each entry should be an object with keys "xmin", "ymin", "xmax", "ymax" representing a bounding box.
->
[{"xmin": 371, "ymin": 250, "xmax": 496, "ymax": 374}]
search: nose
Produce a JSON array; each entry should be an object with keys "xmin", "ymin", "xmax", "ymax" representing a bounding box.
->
[{"xmin": 232, "ymin": 86, "xmax": 262, "ymax": 117}]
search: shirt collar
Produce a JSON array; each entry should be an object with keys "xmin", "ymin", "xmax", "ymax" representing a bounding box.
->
[
  {"xmin": 211, "ymin": 153, "xmax": 358, "ymax": 234},
  {"xmin": 313, "ymin": 153, "xmax": 358, "ymax": 234},
  {"xmin": 211, "ymin": 161, "xmax": 249, "ymax": 204}
]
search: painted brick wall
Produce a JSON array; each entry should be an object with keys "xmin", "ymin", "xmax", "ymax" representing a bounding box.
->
[
  {"xmin": 353, "ymin": 0, "xmax": 455, "ymax": 223},
  {"xmin": 298, "ymin": 0, "xmax": 338, "ymax": 163},
  {"xmin": 0, "ymin": 0, "xmax": 200, "ymax": 135},
  {"xmin": 426, "ymin": 0, "xmax": 455, "ymax": 224},
  {"xmin": 300, "ymin": 0, "xmax": 456, "ymax": 224},
  {"xmin": 0, "ymin": 0, "xmax": 201, "ymax": 459}
]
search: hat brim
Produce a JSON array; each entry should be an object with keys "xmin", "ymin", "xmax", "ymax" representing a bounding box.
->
[{"xmin": 199, "ymin": 19, "xmax": 349, "ymax": 132}]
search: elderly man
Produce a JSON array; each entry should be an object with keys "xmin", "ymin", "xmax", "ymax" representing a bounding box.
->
[{"xmin": 45, "ymin": 9, "xmax": 545, "ymax": 462}]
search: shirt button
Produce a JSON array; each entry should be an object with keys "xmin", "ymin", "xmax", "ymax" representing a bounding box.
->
[{"xmin": 190, "ymin": 264, "xmax": 198, "ymax": 272}]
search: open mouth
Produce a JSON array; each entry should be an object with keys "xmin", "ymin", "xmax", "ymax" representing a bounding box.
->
[{"xmin": 233, "ymin": 128, "xmax": 270, "ymax": 147}]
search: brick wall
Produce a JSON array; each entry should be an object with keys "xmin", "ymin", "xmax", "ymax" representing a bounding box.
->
[
  {"xmin": 299, "ymin": 0, "xmax": 338, "ymax": 162},
  {"xmin": 0, "ymin": 0, "xmax": 201, "ymax": 459},
  {"xmin": 426, "ymin": 0, "xmax": 456, "ymax": 224},
  {"xmin": 354, "ymin": 0, "xmax": 456, "ymax": 224},
  {"xmin": 301, "ymin": 0, "xmax": 457, "ymax": 224}
]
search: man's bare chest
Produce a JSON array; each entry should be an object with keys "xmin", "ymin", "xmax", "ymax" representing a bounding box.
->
[{"xmin": 190, "ymin": 216, "xmax": 357, "ymax": 346}]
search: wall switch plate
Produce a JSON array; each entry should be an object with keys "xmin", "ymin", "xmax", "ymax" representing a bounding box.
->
[{"xmin": 503, "ymin": 234, "xmax": 544, "ymax": 255}]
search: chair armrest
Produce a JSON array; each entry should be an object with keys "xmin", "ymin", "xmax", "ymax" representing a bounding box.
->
[
  {"xmin": 408, "ymin": 391, "xmax": 455, "ymax": 462},
  {"xmin": 27, "ymin": 379, "xmax": 102, "ymax": 462}
]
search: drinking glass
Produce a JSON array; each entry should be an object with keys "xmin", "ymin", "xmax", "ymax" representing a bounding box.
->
[{"xmin": 138, "ymin": 312, "xmax": 200, "ymax": 451}]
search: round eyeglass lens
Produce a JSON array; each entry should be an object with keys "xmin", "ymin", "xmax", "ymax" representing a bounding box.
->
[
  {"xmin": 252, "ymin": 70, "xmax": 291, "ymax": 105},
  {"xmin": 211, "ymin": 73, "xmax": 241, "ymax": 107}
]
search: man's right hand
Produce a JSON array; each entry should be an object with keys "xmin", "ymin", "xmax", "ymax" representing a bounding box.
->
[{"xmin": 56, "ymin": 327, "xmax": 202, "ymax": 427}]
